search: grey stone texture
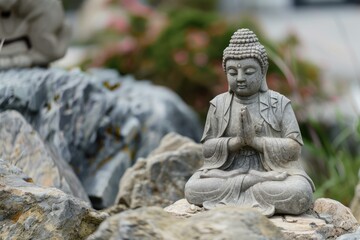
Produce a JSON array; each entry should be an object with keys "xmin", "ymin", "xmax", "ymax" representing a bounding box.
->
[
  {"xmin": 314, "ymin": 198, "xmax": 359, "ymax": 238},
  {"xmin": 165, "ymin": 198, "xmax": 360, "ymax": 240},
  {"xmin": 0, "ymin": 110, "xmax": 89, "ymax": 202},
  {"xmin": 337, "ymin": 228, "xmax": 360, "ymax": 240},
  {"xmin": 0, "ymin": 159, "xmax": 107, "ymax": 240},
  {"xmin": 116, "ymin": 132, "xmax": 203, "ymax": 208},
  {"xmin": 0, "ymin": 68, "xmax": 201, "ymax": 209},
  {"xmin": 87, "ymin": 206, "xmax": 285, "ymax": 240}
]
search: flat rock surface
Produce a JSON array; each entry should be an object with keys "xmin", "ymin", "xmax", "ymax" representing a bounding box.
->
[
  {"xmin": 0, "ymin": 68, "xmax": 201, "ymax": 208},
  {"xmin": 0, "ymin": 110, "xmax": 89, "ymax": 202},
  {"xmin": 87, "ymin": 206, "xmax": 285, "ymax": 240},
  {"xmin": 116, "ymin": 133, "xmax": 203, "ymax": 208},
  {"xmin": 165, "ymin": 198, "xmax": 359, "ymax": 240},
  {"xmin": 0, "ymin": 159, "xmax": 107, "ymax": 240}
]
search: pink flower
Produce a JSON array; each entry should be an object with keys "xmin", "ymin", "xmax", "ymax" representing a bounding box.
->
[
  {"xmin": 114, "ymin": 37, "xmax": 137, "ymax": 54},
  {"xmin": 194, "ymin": 53, "xmax": 208, "ymax": 66},
  {"xmin": 187, "ymin": 30, "xmax": 209, "ymax": 49},
  {"xmin": 173, "ymin": 50, "xmax": 189, "ymax": 65},
  {"xmin": 108, "ymin": 17, "xmax": 130, "ymax": 33},
  {"xmin": 121, "ymin": 0, "xmax": 153, "ymax": 16}
]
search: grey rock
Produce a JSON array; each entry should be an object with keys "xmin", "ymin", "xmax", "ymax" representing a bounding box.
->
[
  {"xmin": 314, "ymin": 198, "xmax": 359, "ymax": 237},
  {"xmin": 165, "ymin": 198, "xmax": 360, "ymax": 240},
  {"xmin": 164, "ymin": 199, "xmax": 205, "ymax": 218},
  {"xmin": 337, "ymin": 227, "xmax": 360, "ymax": 240},
  {"xmin": 87, "ymin": 206, "xmax": 285, "ymax": 240},
  {"xmin": 0, "ymin": 110, "xmax": 89, "ymax": 202},
  {"xmin": 0, "ymin": 68, "xmax": 201, "ymax": 209},
  {"xmin": 0, "ymin": 159, "xmax": 107, "ymax": 240},
  {"xmin": 116, "ymin": 133, "xmax": 203, "ymax": 208},
  {"xmin": 84, "ymin": 151, "xmax": 131, "ymax": 208}
]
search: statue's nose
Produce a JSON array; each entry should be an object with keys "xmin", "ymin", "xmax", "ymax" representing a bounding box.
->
[{"xmin": 237, "ymin": 70, "xmax": 245, "ymax": 82}]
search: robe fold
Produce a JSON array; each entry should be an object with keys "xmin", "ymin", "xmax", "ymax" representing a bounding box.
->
[{"xmin": 185, "ymin": 90, "xmax": 314, "ymax": 216}]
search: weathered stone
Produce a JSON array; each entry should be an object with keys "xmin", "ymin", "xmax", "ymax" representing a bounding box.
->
[
  {"xmin": 270, "ymin": 215, "xmax": 333, "ymax": 240},
  {"xmin": 0, "ymin": 110, "xmax": 89, "ymax": 202},
  {"xmin": 0, "ymin": 159, "xmax": 107, "ymax": 240},
  {"xmin": 337, "ymin": 227, "xmax": 360, "ymax": 240},
  {"xmin": 0, "ymin": 68, "xmax": 202, "ymax": 208},
  {"xmin": 116, "ymin": 133, "xmax": 203, "ymax": 208},
  {"xmin": 84, "ymin": 151, "xmax": 131, "ymax": 208},
  {"xmin": 164, "ymin": 198, "xmax": 205, "ymax": 218},
  {"xmin": 165, "ymin": 198, "xmax": 359, "ymax": 240},
  {"xmin": 87, "ymin": 206, "xmax": 285, "ymax": 240},
  {"xmin": 314, "ymin": 198, "xmax": 359, "ymax": 236}
]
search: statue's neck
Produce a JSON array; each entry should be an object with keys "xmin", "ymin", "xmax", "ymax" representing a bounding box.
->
[{"xmin": 233, "ymin": 93, "xmax": 259, "ymax": 105}]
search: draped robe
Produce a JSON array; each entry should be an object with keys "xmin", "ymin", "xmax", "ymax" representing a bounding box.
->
[{"xmin": 185, "ymin": 90, "xmax": 315, "ymax": 216}]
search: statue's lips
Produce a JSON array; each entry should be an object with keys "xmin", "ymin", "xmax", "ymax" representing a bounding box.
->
[{"xmin": 237, "ymin": 84, "xmax": 247, "ymax": 89}]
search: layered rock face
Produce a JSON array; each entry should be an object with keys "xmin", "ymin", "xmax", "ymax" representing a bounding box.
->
[
  {"xmin": 87, "ymin": 206, "xmax": 285, "ymax": 240},
  {"xmin": 164, "ymin": 198, "xmax": 360, "ymax": 240},
  {"xmin": 116, "ymin": 133, "xmax": 203, "ymax": 208},
  {"xmin": 0, "ymin": 110, "xmax": 89, "ymax": 202},
  {"xmin": 0, "ymin": 68, "xmax": 201, "ymax": 208},
  {"xmin": 0, "ymin": 159, "xmax": 107, "ymax": 240}
]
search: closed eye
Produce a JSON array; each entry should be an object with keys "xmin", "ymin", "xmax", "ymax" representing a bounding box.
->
[
  {"xmin": 245, "ymin": 67, "xmax": 256, "ymax": 75},
  {"xmin": 227, "ymin": 69, "xmax": 237, "ymax": 76}
]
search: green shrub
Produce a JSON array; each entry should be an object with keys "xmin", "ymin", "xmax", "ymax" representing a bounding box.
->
[{"xmin": 302, "ymin": 119, "xmax": 360, "ymax": 206}]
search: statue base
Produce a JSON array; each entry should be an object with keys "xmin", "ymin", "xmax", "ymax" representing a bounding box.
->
[{"xmin": 165, "ymin": 198, "xmax": 359, "ymax": 240}]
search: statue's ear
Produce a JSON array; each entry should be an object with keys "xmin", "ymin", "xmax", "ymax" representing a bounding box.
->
[{"xmin": 260, "ymin": 74, "xmax": 268, "ymax": 92}]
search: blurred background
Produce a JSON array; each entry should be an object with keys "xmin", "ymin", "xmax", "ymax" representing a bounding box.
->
[{"xmin": 57, "ymin": 0, "xmax": 360, "ymax": 206}]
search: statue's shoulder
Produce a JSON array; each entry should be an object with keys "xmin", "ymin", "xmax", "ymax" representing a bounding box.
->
[
  {"xmin": 209, "ymin": 92, "xmax": 231, "ymax": 107},
  {"xmin": 266, "ymin": 90, "xmax": 291, "ymax": 109}
]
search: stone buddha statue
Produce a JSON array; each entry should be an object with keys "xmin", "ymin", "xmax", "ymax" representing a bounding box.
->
[
  {"xmin": 0, "ymin": 0, "xmax": 69, "ymax": 68},
  {"xmin": 185, "ymin": 28, "xmax": 314, "ymax": 217}
]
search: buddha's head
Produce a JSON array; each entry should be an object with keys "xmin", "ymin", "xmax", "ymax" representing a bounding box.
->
[
  {"xmin": 0, "ymin": 0, "xmax": 17, "ymax": 12},
  {"xmin": 223, "ymin": 28, "xmax": 268, "ymax": 98}
]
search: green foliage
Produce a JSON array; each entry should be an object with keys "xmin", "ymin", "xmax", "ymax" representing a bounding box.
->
[
  {"xmin": 302, "ymin": 119, "xmax": 360, "ymax": 206},
  {"xmin": 80, "ymin": 2, "xmax": 323, "ymax": 121}
]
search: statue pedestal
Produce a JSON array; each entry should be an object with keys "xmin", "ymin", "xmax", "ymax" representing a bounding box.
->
[{"xmin": 165, "ymin": 198, "xmax": 359, "ymax": 239}]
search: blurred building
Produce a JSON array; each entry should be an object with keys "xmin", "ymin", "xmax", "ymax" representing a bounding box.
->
[{"xmin": 219, "ymin": 0, "xmax": 360, "ymax": 122}]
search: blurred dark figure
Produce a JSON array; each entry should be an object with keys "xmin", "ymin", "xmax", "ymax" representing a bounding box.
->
[{"xmin": 294, "ymin": 0, "xmax": 360, "ymax": 7}]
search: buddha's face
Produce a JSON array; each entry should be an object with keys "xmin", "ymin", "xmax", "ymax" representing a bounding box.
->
[
  {"xmin": 226, "ymin": 58, "xmax": 263, "ymax": 98},
  {"xmin": 0, "ymin": 0, "xmax": 17, "ymax": 12}
]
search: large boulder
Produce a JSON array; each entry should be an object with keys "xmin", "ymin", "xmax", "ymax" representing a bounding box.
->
[
  {"xmin": 313, "ymin": 198, "xmax": 359, "ymax": 237},
  {"xmin": 165, "ymin": 198, "xmax": 359, "ymax": 240},
  {"xmin": 116, "ymin": 133, "xmax": 203, "ymax": 208},
  {"xmin": 0, "ymin": 159, "xmax": 107, "ymax": 239},
  {"xmin": 0, "ymin": 110, "xmax": 89, "ymax": 202},
  {"xmin": 0, "ymin": 68, "xmax": 202, "ymax": 208},
  {"xmin": 87, "ymin": 206, "xmax": 285, "ymax": 240}
]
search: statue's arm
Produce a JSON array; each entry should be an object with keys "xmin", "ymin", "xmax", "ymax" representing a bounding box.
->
[
  {"xmin": 249, "ymin": 102, "xmax": 302, "ymax": 162},
  {"xmin": 201, "ymin": 103, "xmax": 241, "ymax": 158}
]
